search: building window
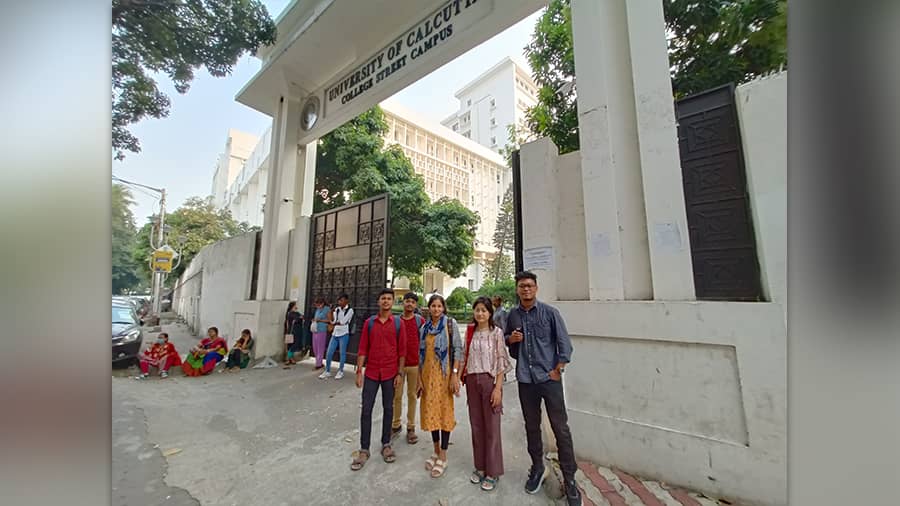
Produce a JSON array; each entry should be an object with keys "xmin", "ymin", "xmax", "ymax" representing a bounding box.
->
[
  {"xmin": 497, "ymin": 195, "xmax": 501, "ymax": 204},
  {"xmin": 497, "ymin": 174, "xmax": 500, "ymax": 184},
  {"xmin": 490, "ymin": 98, "xmax": 496, "ymax": 108},
  {"xmin": 467, "ymin": 99, "xmax": 472, "ymax": 106},
  {"xmin": 468, "ymin": 279, "xmax": 475, "ymax": 290},
  {"xmin": 490, "ymin": 118, "xmax": 496, "ymax": 127},
  {"xmin": 452, "ymin": 123, "xmax": 458, "ymax": 131},
  {"xmin": 491, "ymin": 136, "xmax": 496, "ymax": 146}
]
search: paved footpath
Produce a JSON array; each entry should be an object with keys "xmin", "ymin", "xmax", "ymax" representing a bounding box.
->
[
  {"xmin": 574, "ymin": 461, "xmax": 731, "ymax": 506},
  {"xmin": 113, "ymin": 321, "xmax": 740, "ymax": 506}
]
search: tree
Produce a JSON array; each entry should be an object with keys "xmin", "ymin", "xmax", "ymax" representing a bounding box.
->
[
  {"xmin": 523, "ymin": 0, "xmax": 579, "ymax": 154},
  {"xmin": 447, "ymin": 287, "xmax": 476, "ymax": 311},
  {"xmin": 314, "ymin": 106, "xmax": 479, "ymax": 282},
  {"xmin": 421, "ymin": 198, "xmax": 480, "ymax": 279},
  {"xmin": 112, "ymin": 184, "xmax": 142, "ymax": 294},
  {"xmin": 523, "ymin": 0, "xmax": 787, "ymax": 153},
  {"xmin": 664, "ymin": 0, "xmax": 787, "ymax": 99},
  {"xmin": 477, "ymin": 278, "xmax": 517, "ymax": 309},
  {"xmin": 112, "ymin": 0, "xmax": 276, "ymax": 160},
  {"xmin": 132, "ymin": 197, "xmax": 252, "ymax": 282},
  {"xmin": 487, "ymin": 186, "xmax": 516, "ymax": 283}
]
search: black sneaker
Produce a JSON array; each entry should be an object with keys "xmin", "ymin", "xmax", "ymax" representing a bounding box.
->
[
  {"xmin": 565, "ymin": 480, "xmax": 583, "ymax": 506},
  {"xmin": 524, "ymin": 466, "xmax": 546, "ymax": 494}
]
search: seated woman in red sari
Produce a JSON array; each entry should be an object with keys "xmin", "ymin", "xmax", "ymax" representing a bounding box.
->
[
  {"xmin": 182, "ymin": 326, "xmax": 228, "ymax": 377},
  {"xmin": 137, "ymin": 332, "xmax": 182, "ymax": 379}
]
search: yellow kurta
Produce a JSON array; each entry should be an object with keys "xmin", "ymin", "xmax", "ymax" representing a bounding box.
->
[{"xmin": 419, "ymin": 333, "xmax": 456, "ymax": 432}]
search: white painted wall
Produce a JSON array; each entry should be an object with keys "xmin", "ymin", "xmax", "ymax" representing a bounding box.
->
[
  {"xmin": 735, "ymin": 72, "xmax": 787, "ymax": 309},
  {"xmin": 518, "ymin": 75, "xmax": 787, "ymax": 505},
  {"xmin": 173, "ymin": 232, "xmax": 256, "ymax": 346}
]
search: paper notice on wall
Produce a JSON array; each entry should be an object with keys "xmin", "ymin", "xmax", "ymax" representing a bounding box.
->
[
  {"xmin": 589, "ymin": 232, "xmax": 612, "ymax": 257},
  {"xmin": 289, "ymin": 288, "xmax": 300, "ymax": 302},
  {"xmin": 523, "ymin": 247, "xmax": 555, "ymax": 271},
  {"xmin": 653, "ymin": 222, "xmax": 684, "ymax": 252}
]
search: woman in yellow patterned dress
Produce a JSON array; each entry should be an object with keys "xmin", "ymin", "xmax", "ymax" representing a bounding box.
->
[{"xmin": 416, "ymin": 294, "xmax": 464, "ymax": 478}]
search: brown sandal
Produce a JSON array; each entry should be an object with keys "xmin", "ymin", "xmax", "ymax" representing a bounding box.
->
[
  {"xmin": 406, "ymin": 429, "xmax": 418, "ymax": 445},
  {"xmin": 350, "ymin": 450, "xmax": 369, "ymax": 471},
  {"xmin": 381, "ymin": 444, "xmax": 396, "ymax": 463}
]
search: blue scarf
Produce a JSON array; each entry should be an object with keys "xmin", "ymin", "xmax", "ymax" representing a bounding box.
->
[{"xmin": 419, "ymin": 315, "xmax": 451, "ymax": 376}]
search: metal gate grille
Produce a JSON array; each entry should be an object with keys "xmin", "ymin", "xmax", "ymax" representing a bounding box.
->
[
  {"xmin": 676, "ymin": 83, "xmax": 762, "ymax": 300},
  {"xmin": 305, "ymin": 194, "xmax": 390, "ymax": 363}
]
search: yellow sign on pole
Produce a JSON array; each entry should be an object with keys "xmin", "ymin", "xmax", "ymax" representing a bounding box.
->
[{"xmin": 151, "ymin": 248, "xmax": 175, "ymax": 273}]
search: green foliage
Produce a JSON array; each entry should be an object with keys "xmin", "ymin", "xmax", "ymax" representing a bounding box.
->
[
  {"xmin": 446, "ymin": 287, "xmax": 476, "ymax": 311},
  {"xmin": 487, "ymin": 186, "xmax": 516, "ymax": 282},
  {"xmin": 524, "ymin": 0, "xmax": 579, "ymax": 154},
  {"xmin": 665, "ymin": 0, "xmax": 787, "ymax": 99},
  {"xmin": 112, "ymin": 0, "xmax": 276, "ymax": 160},
  {"xmin": 112, "ymin": 184, "xmax": 142, "ymax": 294},
  {"xmin": 523, "ymin": 0, "xmax": 787, "ymax": 153},
  {"xmin": 132, "ymin": 197, "xmax": 252, "ymax": 281},
  {"xmin": 420, "ymin": 198, "xmax": 479, "ymax": 279},
  {"xmin": 477, "ymin": 278, "xmax": 517, "ymax": 308},
  {"xmin": 315, "ymin": 106, "xmax": 479, "ymax": 280}
]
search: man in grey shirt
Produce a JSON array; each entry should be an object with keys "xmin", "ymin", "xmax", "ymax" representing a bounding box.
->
[
  {"xmin": 505, "ymin": 271, "xmax": 581, "ymax": 506},
  {"xmin": 491, "ymin": 295, "xmax": 508, "ymax": 330}
]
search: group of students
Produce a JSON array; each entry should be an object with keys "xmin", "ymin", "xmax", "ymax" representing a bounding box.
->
[
  {"xmin": 135, "ymin": 326, "xmax": 255, "ymax": 379},
  {"xmin": 283, "ymin": 295, "xmax": 355, "ymax": 377},
  {"xmin": 350, "ymin": 271, "xmax": 583, "ymax": 506}
]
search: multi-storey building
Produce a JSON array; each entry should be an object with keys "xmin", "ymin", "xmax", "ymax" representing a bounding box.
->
[
  {"xmin": 441, "ymin": 56, "xmax": 539, "ymax": 176},
  {"xmin": 209, "ymin": 126, "xmax": 272, "ymax": 228},
  {"xmin": 380, "ymin": 100, "xmax": 508, "ymax": 293}
]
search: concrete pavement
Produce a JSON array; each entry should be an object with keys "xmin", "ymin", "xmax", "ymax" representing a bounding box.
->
[{"xmin": 112, "ymin": 322, "xmax": 739, "ymax": 506}]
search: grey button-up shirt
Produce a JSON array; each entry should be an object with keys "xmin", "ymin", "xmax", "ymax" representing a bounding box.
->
[
  {"xmin": 492, "ymin": 306, "xmax": 508, "ymax": 331},
  {"xmin": 504, "ymin": 300, "xmax": 573, "ymax": 384}
]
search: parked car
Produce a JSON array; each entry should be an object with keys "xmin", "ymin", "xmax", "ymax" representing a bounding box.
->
[{"xmin": 112, "ymin": 302, "xmax": 143, "ymax": 363}]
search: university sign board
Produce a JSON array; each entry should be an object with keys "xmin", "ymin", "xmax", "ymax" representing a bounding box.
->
[
  {"xmin": 151, "ymin": 248, "xmax": 175, "ymax": 273},
  {"xmin": 321, "ymin": 0, "xmax": 493, "ymax": 121}
]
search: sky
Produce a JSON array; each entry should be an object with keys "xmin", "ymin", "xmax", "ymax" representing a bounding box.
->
[{"xmin": 116, "ymin": 1, "xmax": 544, "ymax": 223}]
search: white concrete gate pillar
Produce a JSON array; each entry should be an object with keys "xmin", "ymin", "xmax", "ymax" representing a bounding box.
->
[
  {"xmin": 571, "ymin": 0, "xmax": 695, "ymax": 301},
  {"xmin": 258, "ymin": 96, "xmax": 301, "ymax": 301}
]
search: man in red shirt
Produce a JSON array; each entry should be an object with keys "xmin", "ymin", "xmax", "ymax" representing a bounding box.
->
[
  {"xmin": 350, "ymin": 289, "xmax": 406, "ymax": 471},
  {"xmin": 391, "ymin": 292, "xmax": 425, "ymax": 444}
]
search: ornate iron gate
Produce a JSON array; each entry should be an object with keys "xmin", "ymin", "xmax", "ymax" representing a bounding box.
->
[
  {"xmin": 676, "ymin": 83, "xmax": 762, "ymax": 300},
  {"xmin": 305, "ymin": 194, "xmax": 390, "ymax": 364}
]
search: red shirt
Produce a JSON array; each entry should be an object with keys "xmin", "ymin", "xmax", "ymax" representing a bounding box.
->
[
  {"xmin": 359, "ymin": 314, "xmax": 406, "ymax": 381},
  {"xmin": 399, "ymin": 315, "xmax": 422, "ymax": 367}
]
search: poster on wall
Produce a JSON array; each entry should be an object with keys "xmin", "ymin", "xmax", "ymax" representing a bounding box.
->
[{"xmin": 523, "ymin": 246, "xmax": 554, "ymax": 271}]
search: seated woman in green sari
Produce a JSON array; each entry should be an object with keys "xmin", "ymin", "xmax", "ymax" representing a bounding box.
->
[
  {"xmin": 182, "ymin": 326, "xmax": 228, "ymax": 377},
  {"xmin": 225, "ymin": 328, "xmax": 254, "ymax": 371}
]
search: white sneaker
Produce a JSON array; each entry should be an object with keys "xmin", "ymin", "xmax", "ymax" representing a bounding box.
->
[
  {"xmin": 335, "ymin": 371, "xmax": 344, "ymax": 380},
  {"xmin": 318, "ymin": 370, "xmax": 332, "ymax": 379}
]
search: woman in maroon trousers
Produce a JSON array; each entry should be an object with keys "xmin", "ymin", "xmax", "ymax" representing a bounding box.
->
[{"xmin": 461, "ymin": 296, "xmax": 512, "ymax": 492}]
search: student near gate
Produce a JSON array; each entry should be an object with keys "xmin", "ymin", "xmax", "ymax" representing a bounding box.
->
[
  {"xmin": 320, "ymin": 294, "xmax": 353, "ymax": 380},
  {"xmin": 350, "ymin": 289, "xmax": 406, "ymax": 470},
  {"xmin": 462, "ymin": 296, "xmax": 511, "ymax": 492},
  {"xmin": 505, "ymin": 271, "xmax": 582, "ymax": 506},
  {"xmin": 391, "ymin": 292, "xmax": 425, "ymax": 445},
  {"xmin": 417, "ymin": 294, "xmax": 464, "ymax": 479}
]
